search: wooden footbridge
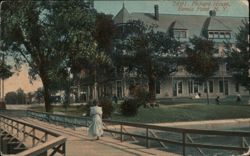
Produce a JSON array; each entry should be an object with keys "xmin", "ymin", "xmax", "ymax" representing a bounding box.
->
[{"xmin": 0, "ymin": 109, "xmax": 249, "ymax": 156}]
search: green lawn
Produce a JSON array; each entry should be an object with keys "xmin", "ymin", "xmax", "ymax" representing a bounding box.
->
[
  {"xmin": 29, "ymin": 96, "xmax": 250, "ymax": 123},
  {"xmin": 30, "ymin": 105, "xmax": 84, "ymax": 116},
  {"xmin": 111, "ymin": 104, "xmax": 250, "ymax": 123}
]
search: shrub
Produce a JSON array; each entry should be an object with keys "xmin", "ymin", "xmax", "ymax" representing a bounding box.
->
[
  {"xmin": 121, "ymin": 98, "xmax": 138, "ymax": 116},
  {"xmin": 84, "ymin": 98, "xmax": 113, "ymax": 119},
  {"xmin": 132, "ymin": 85, "xmax": 150, "ymax": 108},
  {"xmin": 99, "ymin": 98, "xmax": 114, "ymax": 119},
  {"xmin": 85, "ymin": 101, "xmax": 92, "ymax": 117}
]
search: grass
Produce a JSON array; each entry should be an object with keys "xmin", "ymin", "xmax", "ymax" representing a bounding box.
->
[
  {"xmin": 29, "ymin": 96, "xmax": 250, "ymax": 123},
  {"xmin": 30, "ymin": 105, "xmax": 84, "ymax": 116},
  {"xmin": 111, "ymin": 104, "xmax": 250, "ymax": 123}
]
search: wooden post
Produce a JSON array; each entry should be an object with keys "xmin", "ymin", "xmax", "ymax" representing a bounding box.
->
[
  {"xmin": 182, "ymin": 132, "xmax": 186, "ymax": 156},
  {"xmin": 146, "ymin": 128, "xmax": 150, "ymax": 148},
  {"xmin": 32, "ymin": 128, "xmax": 35, "ymax": 147},
  {"xmin": 23, "ymin": 125, "xmax": 26, "ymax": 142},
  {"xmin": 63, "ymin": 142, "xmax": 66, "ymax": 156},
  {"xmin": 11, "ymin": 120, "xmax": 13, "ymax": 135},
  {"xmin": 240, "ymin": 137, "xmax": 245, "ymax": 154},
  {"xmin": 85, "ymin": 119, "xmax": 88, "ymax": 127},
  {"xmin": 17, "ymin": 123, "xmax": 19, "ymax": 138},
  {"xmin": 45, "ymin": 133, "xmax": 48, "ymax": 142},
  {"xmin": 120, "ymin": 124, "xmax": 123, "ymax": 142}
]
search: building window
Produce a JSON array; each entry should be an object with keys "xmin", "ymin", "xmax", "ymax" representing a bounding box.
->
[
  {"xmin": 214, "ymin": 32, "xmax": 219, "ymax": 38},
  {"xmin": 203, "ymin": 82, "xmax": 208, "ymax": 93},
  {"xmin": 225, "ymin": 32, "xmax": 231, "ymax": 39},
  {"xmin": 174, "ymin": 30, "xmax": 187, "ymax": 38},
  {"xmin": 194, "ymin": 81, "xmax": 199, "ymax": 93},
  {"xmin": 208, "ymin": 31, "xmax": 231, "ymax": 39},
  {"xmin": 219, "ymin": 80, "xmax": 224, "ymax": 93},
  {"xmin": 209, "ymin": 81, "xmax": 213, "ymax": 93},
  {"xmin": 178, "ymin": 81, "xmax": 182, "ymax": 94},
  {"xmin": 156, "ymin": 80, "xmax": 160, "ymax": 94},
  {"xmin": 203, "ymin": 81, "xmax": 213, "ymax": 93},
  {"xmin": 180, "ymin": 31, "xmax": 187, "ymax": 38},
  {"xmin": 116, "ymin": 80, "xmax": 122, "ymax": 98},
  {"xmin": 219, "ymin": 32, "xmax": 225, "ymax": 38},
  {"xmin": 235, "ymin": 83, "xmax": 239, "ymax": 92},
  {"xmin": 208, "ymin": 32, "xmax": 214, "ymax": 38}
]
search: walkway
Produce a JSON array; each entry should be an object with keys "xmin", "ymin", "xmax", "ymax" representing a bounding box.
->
[{"xmin": 1, "ymin": 109, "xmax": 179, "ymax": 156}]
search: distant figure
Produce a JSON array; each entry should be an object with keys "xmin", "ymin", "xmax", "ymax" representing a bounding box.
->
[
  {"xmin": 215, "ymin": 96, "xmax": 220, "ymax": 105},
  {"xmin": 198, "ymin": 92, "xmax": 201, "ymax": 97},
  {"xmin": 242, "ymin": 147, "xmax": 250, "ymax": 156},
  {"xmin": 113, "ymin": 95, "xmax": 118, "ymax": 104},
  {"xmin": 88, "ymin": 100, "xmax": 103, "ymax": 140},
  {"xmin": 194, "ymin": 93, "xmax": 200, "ymax": 99},
  {"xmin": 236, "ymin": 93, "xmax": 241, "ymax": 103}
]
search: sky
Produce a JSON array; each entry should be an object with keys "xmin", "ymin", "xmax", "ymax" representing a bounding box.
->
[
  {"xmin": 3, "ymin": 0, "xmax": 249, "ymax": 94},
  {"xmin": 94, "ymin": 0, "xmax": 249, "ymax": 17},
  {"xmin": 4, "ymin": 64, "xmax": 42, "ymax": 94}
]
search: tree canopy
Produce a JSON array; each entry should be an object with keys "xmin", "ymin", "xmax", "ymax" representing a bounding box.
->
[
  {"xmin": 0, "ymin": 61, "xmax": 13, "ymax": 79},
  {"xmin": 2, "ymin": 1, "xmax": 96, "ymax": 112},
  {"xmin": 185, "ymin": 36, "xmax": 218, "ymax": 81},
  {"xmin": 114, "ymin": 21, "xmax": 180, "ymax": 103},
  {"xmin": 226, "ymin": 20, "xmax": 250, "ymax": 92},
  {"xmin": 184, "ymin": 36, "xmax": 219, "ymax": 104}
]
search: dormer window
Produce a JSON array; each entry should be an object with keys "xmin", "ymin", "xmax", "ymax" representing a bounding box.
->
[
  {"xmin": 173, "ymin": 30, "xmax": 187, "ymax": 39},
  {"xmin": 219, "ymin": 32, "xmax": 225, "ymax": 38},
  {"xmin": 214, "ymin": 32, "xmax": 219, "ymax": 38},
  {"xmin": 208, "ymin": 32, "xmax": 214, "ymax": 38},
  {"xmin": 208, "ymin": 31, "xmax": 231, "ymax": 39},
  {"xmin": 225, "ymin": 32, "xmax": 231, "ymax": 38}
]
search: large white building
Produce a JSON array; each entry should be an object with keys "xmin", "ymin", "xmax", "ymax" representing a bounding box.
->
[{"xmin": 109, "ymin": 4, "xmax": 249, "ymax": 99}]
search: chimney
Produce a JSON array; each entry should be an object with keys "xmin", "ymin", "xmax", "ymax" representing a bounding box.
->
[
  {"xmin": 154, "ymin": 5, "xmax": 159, "ymax": 20},
  {"xmin": 209, "ymin": 10, "xmax": 216, "ymax": 17}
]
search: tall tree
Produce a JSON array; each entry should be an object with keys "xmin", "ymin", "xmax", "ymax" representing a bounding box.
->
[
  {"xmin": 115, "ymin": 21, "xmax": 180, "ymax": 104},
  {"xmin": 0, "ymin": 58, "xmax": 13, "ymax": 108},
  {"xmin": 0, "ymin": 62, "xmax": 12, "ymax": 79},
  {"xmin": 184, "ymin": 36, "xmax": 218, "ymax": 104},
  {"xmin": 69, "ymin": 13, "xmax": 115, "ymax": 100},
  {"xmin": 93, "ymin": 13, "xmax": 116, "ymax": 54},
  {"xmin": 5, "ymin": 91, "xmax": 17, "ymax": 104},
  {"xmin": 16, "ymin": 88, "xmax": 26, "ymax": 104},
  {"xmin": 226, "ymin": 20, "xmax": 250, "ymax": 92},
  {"xmin": 2, "ymin": 1, "xmax": 96, "ymax": 112}
]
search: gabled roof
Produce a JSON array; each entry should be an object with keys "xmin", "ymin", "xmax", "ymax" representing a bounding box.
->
[
  {"xmin": 113, "ymin": 5, "xmax": 247, "ymax": 41},
  {"xmin": 208, "ymin": 17, "xmax": 232, "ymax": 31},
  {"xmin": 172, "ymin": 21, "xmax": 187, "ymax": 30},
  {"xmin": 113, "ymin": 4, "xmax": 130, "ymax": 24},
  {"xmin": 126, "ymin": 13, "xmax": 207, "ymax": 38}
]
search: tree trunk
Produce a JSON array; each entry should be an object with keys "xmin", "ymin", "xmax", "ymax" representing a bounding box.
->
[
  {"xmin": 93, "ymin": 66, "xmax": 98, "ymax": 100},
  {"xmin": 64, "ymin": 87, "xmax": 70, "ymax": 110},
  {"xmin": 206, "ymin": 80, "xmax": 209, "ymax": 104},
  {"xmin": 39, "ymin": 69, "xmax": 51, "ymax": 112},
  {"xmin": 0, "ymin": 79, "xmax": 6, "ymax": 109},
  {"xmin": 148, "ymin": 75, "xmax": 156, "ymax": 106}
]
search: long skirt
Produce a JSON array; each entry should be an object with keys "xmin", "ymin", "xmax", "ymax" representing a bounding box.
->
[{"xmin": 88, "ymin": 115, "xmax": 103, "ymax": 138}]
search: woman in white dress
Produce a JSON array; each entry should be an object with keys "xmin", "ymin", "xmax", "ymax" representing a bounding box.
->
[{"xmin": 88, "ymin": 100, "xmax": 104, "ymax": 140}]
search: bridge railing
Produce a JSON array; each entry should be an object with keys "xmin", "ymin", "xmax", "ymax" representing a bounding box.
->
[
  {"xmin": 26, "ymin": 110, "xmax": 250, "ymax": 156},
  {"xmin": 0, "ymin": 114, "xmax": 66, "ymax": 156}
]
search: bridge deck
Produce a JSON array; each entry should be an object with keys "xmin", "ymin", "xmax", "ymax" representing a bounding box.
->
[
  {"xmin": 14, "ymin": 117, "xmax": 179, "ymax": 156},
  {"xmin": 1, "ymin": 107, "xmax": 179, "ymax": 155}
]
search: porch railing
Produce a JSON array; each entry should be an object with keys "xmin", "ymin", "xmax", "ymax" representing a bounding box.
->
[{"xmin": 26, "ymin": 110, "xmax": 250, "ymax": 156}]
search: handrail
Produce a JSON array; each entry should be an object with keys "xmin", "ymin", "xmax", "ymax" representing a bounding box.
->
[
  {"xmin": 0, "ymin": 114, "xmax": 66, "ymax": 156},
  {"xmin": 16, "ymin": 136, "xmax": 66, "ymax": 156},
  {"xmin": 1, "ymin": 114, "xmax": 60, "ymax": 137},
  {"xmin": 27, "ymin": 110, "xmax": 250, "ymax": 136},
  {"xmin": 27, "ymin": 110, "xmax": 250, "ymax": 156}
]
